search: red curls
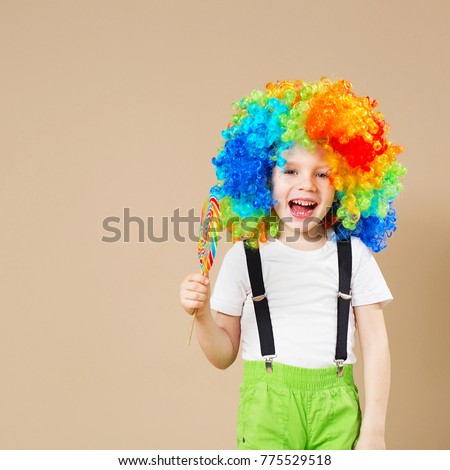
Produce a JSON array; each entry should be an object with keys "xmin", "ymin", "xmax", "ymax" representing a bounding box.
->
[{"xmin": 305, "ymin": 80, "xmax": 389, "ymax": 172}]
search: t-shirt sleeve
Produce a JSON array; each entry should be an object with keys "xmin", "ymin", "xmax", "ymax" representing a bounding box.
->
[
  {"xmin": 350, "ymin": 237, "xmax": 393, "ymax": 309},
  {"xmin": 210, "ymin": 242, "xmax": 250, "ymax": 316}
]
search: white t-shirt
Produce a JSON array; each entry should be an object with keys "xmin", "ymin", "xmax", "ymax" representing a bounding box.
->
[{"xmin": 210, "ymin": 231, "xmax": 393, "ymax": 369}]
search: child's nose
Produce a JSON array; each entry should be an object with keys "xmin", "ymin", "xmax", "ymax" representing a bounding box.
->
[{"xmin": 295, "ymin": 174, "xmax": 317, "ymax": 191}]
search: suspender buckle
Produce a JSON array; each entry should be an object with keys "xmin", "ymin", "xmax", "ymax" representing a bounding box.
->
[
  {"xmin": 337, "ymin": 292, "xmax": 352, "ymax": 300},
  {"xmin": 335, "ymin": 359, "xmax": 345, "ymax": 377},
  {"xmin": 264, "ymin": 355, "xmax": 276, "ymax": 373},
  {"xmin": 252, "ymin": 293, "xmax": 267, "ymax": 302}
]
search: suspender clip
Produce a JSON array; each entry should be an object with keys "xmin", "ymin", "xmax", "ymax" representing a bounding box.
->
[
  {"xmin": 338, "ymin": 291, "xmax": 352, "ymax": 300},
  {"xmin": 338, "ymin": 292, "xmax": 352, "ymax": 300},
  {"xmin": 335, "ymin": 359, "xmax": 345, "ymax": 377},
  {"xmin": 264, "ymin": 355, "xmax": 276, "ymax": 374},
  {"xmin": 252, "ymin": 293, "xmax": 267, "ymax": 302}
]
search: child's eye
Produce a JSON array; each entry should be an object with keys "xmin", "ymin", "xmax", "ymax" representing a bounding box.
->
[
  {"xmin": 283, "ymin": 169, "xmax": 297, "ymax": 175},
  {"xmin": 316, "ymin": 172, "xmax": 330, "ymax": 179}
]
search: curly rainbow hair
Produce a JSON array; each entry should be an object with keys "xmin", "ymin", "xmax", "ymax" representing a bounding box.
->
[{"xmin": 210, "ymin": 78, "xmax": 406, "ymax": 252}]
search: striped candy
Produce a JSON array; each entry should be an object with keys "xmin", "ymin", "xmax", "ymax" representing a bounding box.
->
[{"xmin": 197, "ymin": 196, "xmax": 220, "ymax": 273}]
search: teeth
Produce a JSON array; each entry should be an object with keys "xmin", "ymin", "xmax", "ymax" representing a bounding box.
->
[{"xmin": 291, "ymin": 200, "xmax": 316, "ymax": 207}]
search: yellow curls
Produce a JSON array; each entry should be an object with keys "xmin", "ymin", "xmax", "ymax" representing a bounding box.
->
[{"xmin": 266, "ymin": 80, "xmax": 305, "ymax": 106}]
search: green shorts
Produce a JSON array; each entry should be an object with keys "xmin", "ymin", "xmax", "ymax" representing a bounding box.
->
[{"xmin": 237, "ymin": 361, "xmax": 362, "ymax": 450}]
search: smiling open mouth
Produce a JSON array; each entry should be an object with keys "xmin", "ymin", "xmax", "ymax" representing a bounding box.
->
[{"xmin": 289, "ymin": 199, "xmax": 318, "ymax": 219}]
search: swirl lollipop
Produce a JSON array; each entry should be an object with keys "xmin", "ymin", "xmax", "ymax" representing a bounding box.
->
[
  {"xmin": 187, "ymin": 195, "xmax": 221, "ymax": 345},
  {"xmin": 198, "ymin": 196, "xmax": 220, "ymax": 273}
]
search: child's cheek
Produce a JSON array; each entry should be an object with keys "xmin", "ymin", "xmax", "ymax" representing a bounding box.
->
[{"xmin": 270, "ymin": 173, "xmax": 284, "ymax": 199}]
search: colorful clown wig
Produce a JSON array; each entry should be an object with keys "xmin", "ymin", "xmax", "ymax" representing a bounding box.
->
[{"xmin": 210, "ymin": 78, "xmax": 406, "ymax": 252}]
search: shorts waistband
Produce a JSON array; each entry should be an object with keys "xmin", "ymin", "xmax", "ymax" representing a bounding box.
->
[{"xmin": 242, "ymin": 360, "xmax": 355, "ymax": 391}]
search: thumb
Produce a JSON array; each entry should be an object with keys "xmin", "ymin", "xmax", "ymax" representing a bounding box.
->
[{"xmin": 202, "ymin": 270, "xmax": 210, "ymax": 284}]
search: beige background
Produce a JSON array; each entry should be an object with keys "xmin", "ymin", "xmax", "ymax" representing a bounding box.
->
[{"xmin": 0, "ymin": 0, "xmax": 449, "ymax": 450}]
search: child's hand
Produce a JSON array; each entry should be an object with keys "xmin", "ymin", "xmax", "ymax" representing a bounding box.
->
[
  {"xmin": 180, "ymin": 273, "xmax": 211, "ymax": 317},
  {"xmin": 353, "ymin": 430, "xmax": 386, "ymax": 450}
]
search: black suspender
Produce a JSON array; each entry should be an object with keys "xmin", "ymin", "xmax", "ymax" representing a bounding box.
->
[
  {"xmin": 244, "ymin": 238, "xmax": 352, "ymax": 376},
  {"xmin": 335, "ymin": 239, "xmax": 352, "ymax": 376},
  {"xmin": 243, "ymin": 246, "xmax": 276, "ymax": 373}
]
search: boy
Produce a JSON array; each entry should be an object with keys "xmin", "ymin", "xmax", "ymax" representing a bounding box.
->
[{"xmin": 180, "ymin": 78, "xmax": 406, "ymax": 450}]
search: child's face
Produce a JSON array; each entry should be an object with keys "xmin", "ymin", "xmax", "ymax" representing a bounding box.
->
[{"xmin": 271, "ymin": 144, "xmax": 336, "ymax": 237}]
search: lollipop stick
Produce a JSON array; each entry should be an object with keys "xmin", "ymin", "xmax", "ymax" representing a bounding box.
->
[{"xmin": 187, "ymin": 309, "xmax": 197, "ymax": 346}]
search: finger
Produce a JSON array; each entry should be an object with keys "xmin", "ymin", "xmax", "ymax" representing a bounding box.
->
[
  {"xmin": 183, "ymin": 299, "xmax": 205, "ymax": 312},
  {"xmin": 188, "ymin": 273, "xmax": 210, "ymax": 286},
  {"xmin": 183, "ymin": 291, "xmax": 207, "ymax": 302},
  {"xmin": 184, "ymin": 278, "xmax": 209, "ymax": 290}
]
